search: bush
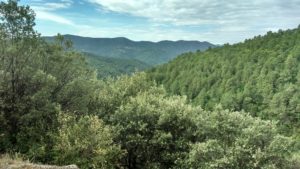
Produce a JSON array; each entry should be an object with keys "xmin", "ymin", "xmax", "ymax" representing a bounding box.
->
[{"xmin": 52, "ymin": 113, "xmax": 122, "ymax": 169}]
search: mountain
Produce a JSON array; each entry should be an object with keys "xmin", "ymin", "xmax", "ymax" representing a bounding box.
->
[
  {"xmin": 44, "ymin": 35, "xmax": 215, "ymax": 65},
  {"xmin": 148, "ymin": 26, "xmax": 300, "ymax": 133},
  {"xmin": 84, "ymin": 52, "xmax": 150, "ymax": 78}
]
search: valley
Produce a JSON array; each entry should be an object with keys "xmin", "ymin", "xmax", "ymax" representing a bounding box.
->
[{"xmin": 0, "ymin": 1, "xmax": 299, "ymax": 169}]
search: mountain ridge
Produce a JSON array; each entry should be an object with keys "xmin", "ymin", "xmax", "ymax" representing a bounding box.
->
[
  {"xmin": 55, "ymin": 34, "xmax": 212, "ymax": 44},
  {"xmin": 44, "ymin": 34, "xmax": 216, "ymax": 65}
]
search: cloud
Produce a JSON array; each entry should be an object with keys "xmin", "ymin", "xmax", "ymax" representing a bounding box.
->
[
  {"xmin": 31, "ymin": 0, "xmax": 73, "ymax": 11},
  {"xmin": 84, "ymin": 0, "xmax": 300, "ymax": 43},
  {"xmin": 35, "ymin": 10, "xmax": 75, "ymax": 26},
  {"xmin": 87, "ymin": 0, "xmax": 300, "ymax": 26},
  {"xmin": 24, "ymin": 0, "xmax": 300, "ymax": 44},
  {"xmin": 30, "ymin": 0, "xmax": 75, "ymax": 26}
]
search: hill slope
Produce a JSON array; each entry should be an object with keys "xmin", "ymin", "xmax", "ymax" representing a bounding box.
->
[
  {"xmin": 44, "ymin": 35, "xmax": 215, "ymax": 65},
  {"xmin": 84, "ymin": 52, "xmax": 150, "ymax": 78},
  {"xmin": 148, "ymin": 26, "xmax": 300, "ymax": 132}
]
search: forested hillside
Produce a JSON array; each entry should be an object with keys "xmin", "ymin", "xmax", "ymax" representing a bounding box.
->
[
  {"xmin": 84, "ymin": 52, "xmax": 150, "ymax": 78},
  {"xmin": 0, "ymin": 1, "xmax": 299, "ymax": 169},
  {"xmin": 44, "ymin": 35, "xmax": 215, "ymax": 65},
  {"xmin": 149, "ymin": 26, "xmax": 300, "ymax": 134}
]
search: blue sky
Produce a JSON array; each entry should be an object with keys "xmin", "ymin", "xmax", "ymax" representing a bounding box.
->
[{"xmin": 18, "ymin": 0, "xmax": 300, "ymax": 44}]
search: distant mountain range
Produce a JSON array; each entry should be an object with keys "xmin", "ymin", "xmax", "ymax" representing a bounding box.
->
[{"xmin": 44, "ymin": 35, "xmax": 215, "ymax": 77}]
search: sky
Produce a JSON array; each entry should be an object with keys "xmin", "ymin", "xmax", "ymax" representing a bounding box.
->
[{"xmin": 17, "ymin": 0, "xmax": 300, "ymax": 44}]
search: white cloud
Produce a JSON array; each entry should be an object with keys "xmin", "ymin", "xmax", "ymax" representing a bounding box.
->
[
  {"xmin": 24, "ymin": 0, "xmax": 300, "ymax": 44},
  {"xmin": 42, "ymin": 3, "xmax": 70, "ymax": 10},
  {"xmin": 31, "ymin": 0, "xmax": 73, "ymax": 11},
  {"xmin": 87, "ymin": 0, "xmax": 300, "ymax": 26},
  {"xmin": 31, "ymin": 0, "xmax": 74, "ymax": 26},
  {"xmin": 84, "ymin": 0, "xmax": 300, "ymax": 43},
  {"xmin": 35, "ymin": 10, "xmax": 75, "ymax": 25}
]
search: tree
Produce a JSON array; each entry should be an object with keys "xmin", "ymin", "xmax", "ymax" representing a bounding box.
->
[
  {"xmin": 0, "ymin": 0, "xmax": 39, "ymax": 150},
  {"xmin": 0, "ymin": 0, "xmax": 36, "ymax": 40},
  {"xmin": 0, "ymin": 1, "xmax": 99, "ymax": 159},
  {"xmin": 111, "ymin": 90, "xmax": 199, "ymax": 168},
  {"xmin": 180, "ymin": 108, "xmax": 296, "ymax": 169},
  {"xmin": 52, "ymin": 113, "xmax": 121, "ymax": 169},
  {"xmin": 148, "ymin": 26, "xmax": 300, "ymax": 134}
]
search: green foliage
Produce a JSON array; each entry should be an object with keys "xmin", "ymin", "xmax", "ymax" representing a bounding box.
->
[
  {"xmin": 0, "ymin": 0, "xmax": 36, "ymax": 40},
  {"xmin": 96, "ymin": 72, "xmax": 157, "ymax": 120},
  {"xmin": 0, "ymin": 0, "xmax": 41, "ymax": 152},
  {"xmin": 181, "ymin": 108, "xmax": 295, "ymax": 169},
  {"xmin": 111, "ymin": 91, "xmax": 198, "ymax": 168},
  {"xmin": 149, "ymin": 26, "xmax": 300, "ymax": 134},
  {"xmin": 107, "ymin": 84, "xmax": 297, "ymax": 168},
  {"xmin": 0, "ymin": 1, "xmax": 299, "ymax": 168},
  {"xmin": 85, "ymin": 52, "xmax": 150, "ymax": 78},
  {"xmin": 52, "ymin": 113, "xmax": 121, "ymax": 169},
  {"xmin": 0, "ymin": 0, "xmax": 100, "ymax": 163}
]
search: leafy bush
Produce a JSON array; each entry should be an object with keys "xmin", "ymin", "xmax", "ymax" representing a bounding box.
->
[{"xmin": 52, "ymin": 113, "xmax": 122, "ymax": 168}]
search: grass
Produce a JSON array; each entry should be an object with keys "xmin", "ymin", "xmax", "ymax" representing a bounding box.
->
[{"xmin": 0, "ymin": 154, "xmax": 78, "ymax": 169}]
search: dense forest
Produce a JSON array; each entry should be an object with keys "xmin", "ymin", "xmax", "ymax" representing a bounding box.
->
[
  {"xmin": 84, "ymin": 52, "xmax": 150, "ymax": 78},
  {"xmin": 149, "ymin": 27, "xmax": 300, "ymax": 134},
  {"xmin": 0, "ymin": 1, "xmax": 299, "ymax": 169}
]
